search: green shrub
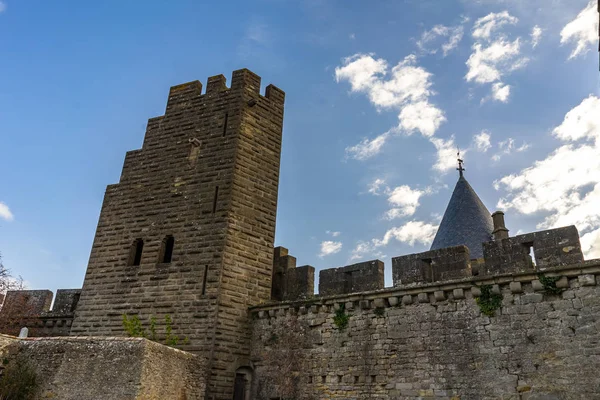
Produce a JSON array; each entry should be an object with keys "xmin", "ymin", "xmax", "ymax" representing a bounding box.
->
[
  {"xmin": 122, "ymin": 314, "xmax": 188, "ymax": 347},
  {"xmin": 373, "ymin": 307, "xmax": 385, "ymax": 317},
  {"xmin": 0, "ymin": 358, "xmax": 38, "ymax": 400},
  {"xmin": 538, "ymin": 274, "xmax": 564, "ymax": 295}
]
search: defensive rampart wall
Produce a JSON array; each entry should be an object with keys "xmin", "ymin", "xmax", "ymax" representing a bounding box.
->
[
  {"xmin": 0, "ymin": 289, "xmax": 80, "ymax": 337},
  {"xmin": 251, "ymin": 260, "xmax": 600, "ymax": 400}
]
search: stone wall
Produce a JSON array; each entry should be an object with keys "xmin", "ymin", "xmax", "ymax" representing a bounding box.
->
[
  {"xmin": 0, "ymin": 289, "xmax": 80, "ymax": 337},
  {"xmin": 319, "ymin": 260, "xmax": 385, "ymax": 296},
  {"xmin": 393, "ymin": 245, "xmax": 471, "ymax": 286},
  {"xmin": 0, "ymin": 335, "xmax": 205, "ymax": 399},
  {"xmin": 271, "ymin": 247, "xmax": 314, "ymax": 301},
  {"xmin": 250, "ymin": 260, "xmax": 600, "ymax": 400}
]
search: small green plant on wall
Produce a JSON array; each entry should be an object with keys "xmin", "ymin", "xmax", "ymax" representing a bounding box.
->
[
  {"xmin": 475, "ymin": 285, "xmax": 503, "ymax": 317},
  {"xmin": 122, "ymin": 314, "xmax": 189, "ymax": 347},
  {"xmin": 538, "ymin": 274, "xmax": 564, "ymax": 295},
  {"xmin": 0, "ymin": 357, "xmax": 38, "ymax": 400},
  {"xmin": 333, "ymin": 304, "xmax": 350, "ymax": 330},
  {"xmin": 374, "ymin": 307, "xmax": 386, "ymax": 318}
]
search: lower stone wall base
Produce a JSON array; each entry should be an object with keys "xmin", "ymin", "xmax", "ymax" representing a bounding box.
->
[{"xmin": 0, "ymin": 335, "xmax": 206, "ymax": 400}]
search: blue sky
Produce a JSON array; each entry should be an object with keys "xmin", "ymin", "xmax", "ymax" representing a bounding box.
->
[{"xmin": 0, "ymin": 0, "xmax": 598, "ymax": 292}]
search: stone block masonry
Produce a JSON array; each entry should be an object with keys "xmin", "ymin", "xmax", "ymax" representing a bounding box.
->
[
  {"xmin": 319, "ymin": 259, "xmax": 384, "ymax": 296},
  {"xmin": 0, "ymin": 335, "xmax": 205, "ymax": 399},
  {"xmin": 392, "ymin": 245, "xmax": 471, "ymax": 286},
  {"xmin": 483, "ymin": 225, "xmax": 584, "ymax": 275},
  {"xmin": 69, "ymin": 69, "xmax": 285, "ymax": 400},
  {"xmin": 0, "ymin": 290, "xmax": 80, "ymax": 337},
  {"xmin": 251, "ymin": 260, "xmax": 600, "ymax": 399},
  {"xmin": 271, "ymin": 246, "xmax": 315, "ymax": 301}
]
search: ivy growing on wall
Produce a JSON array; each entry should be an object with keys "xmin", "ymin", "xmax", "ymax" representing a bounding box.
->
[
  {"xmin": 373, "ymin": 307, "xmax": 386, "ymax": 318},
  {"xmin": 538, "ymin": 274, "xmax": 564, "ymax": 295},
  {"xmin": 333, "ymin": 304, "xmax": 350, "ymax": 330},
  {"xmin": 475, "ymin": 285, "xmax": 503, "ymax": 317}
]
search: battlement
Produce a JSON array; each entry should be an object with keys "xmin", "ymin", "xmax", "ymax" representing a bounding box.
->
[
  {"xmin": 271, "ymin": 246, "xmax": 314, "ymax": 301},
  {"xmin": 319, "ymin": 260, "xmax": 384, "ymax": 296},
  {"xmin": 165, "ymin": 68, "xmax": 285, "ymax": 115},
  {"xmin": 0, "ymin": 289, "xmax": 81, "ymax": 337},
  {"xmin": 268, "ymin": 225, "xmax": 589, "ymax": 301}
]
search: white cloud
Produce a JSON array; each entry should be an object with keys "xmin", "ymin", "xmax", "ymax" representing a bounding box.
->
[
  {"xmin": 466, "ymin": 11, "xmax": 530, "ymax": 103},
  {"xmin": 473, "ymin": 130, "xmax": 492, "ymax": 152},
  {"xmin": 552, "ymin": 95, "xmax": 600, "ymax": 143},
  {"xmin": 560, "ymin": 0, "xmax": 599, "ymax": 59},
  {"xmin": 466, "ymin": 39, "xmax": 524, "ymax": 84},
  {"xmin": 349, "ymin": 220, "xmax": 438, "ymax": 261},
  {"xmin": 326, "ymin": 230, "xmax": 341, "ymax": 237},
  {"xmin": 472, "ymin": 11, "xmax": 518, "ymax": 40},
  {"xmin": 319, "ymin": 241, "xmax": 343, "ymax": 258},
  {"xmin": 530, "ymin": 25, "xmax": 542, "ymax": 48},
  {"xmin": 373, "ymin": 221, "xmax": 439, "ymax": 247},
  {"xmin": 491, "ymin": 82, "xmax": 511, "ymax": 102},
  {"xmin": 345, "ymin": 131, "xmax": 391, "ymax": 161},
  {"xmin": 491, "ymin": 138, "xmax": 530, "ymax": 161},
  {"xmin": 398, "ymin": 101, "xmax": 446, "ymax": 137},
  {"xmin": 495, "ymin": 95, "xmax": 600, "ymax": 259},
  {"xmin": 581, "ymin": 229, "xmax": 600, "ymax": 259},
  {"xmin": 368, "ymin": 178, "xmax": 386, "ymax": 195},
  {"xmin": 385, "ymin": 185, "xmax": 430, "ymax": 220},
  {"xmin": 336, "ymin": 53, "xmax": 445, "ymax": 159},
  {"xmin": 417, "ymin": 24, "xmax": 465, "ymax": 56},
  {"xmin": 335, "ymin": 53, "xmax": 387, "ymax": 94},
  {"xmin": 349, "ymin": 33, "xmax": 356, "ymax": 40},
  {"xmin": 0, "ymin": 2, "xmax": 5, "ymax": 13},
  {"xmin": 0, "ymin": 202, "xmax": 13, "ymax": 221},
  {"xmin": 430, "ymin": 136, "xmax": 463, "ymax": 173}
]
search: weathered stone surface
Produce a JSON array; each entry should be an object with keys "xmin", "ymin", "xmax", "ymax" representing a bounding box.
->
[
  {"xmin": 482, "ymin": 226, "xmax": 584, "ymax": 275},
  {"xmin": 579, "ymin": 274, "xmax": 596, "ymax": 286},
  {"xmin": 392, "ymin": 245, "xmax": 471, "ymax": 286},
  {"xmin": 510, "ymin": 281, "xmax": 523, "ymax": 293},
  {"xmin": 319, "ymin": 260, "xmax": 384, "ymax": 296},
  {"xmin": 0, "ymin": 335, "xmax": 205, "ymax": 400},
  {"xmin": 251, "ymin": 268, "xmax": 600, "ymax": 399}
]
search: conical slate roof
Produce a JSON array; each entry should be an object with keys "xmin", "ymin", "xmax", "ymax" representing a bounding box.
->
[{"xmin": 430, "ymin": 175, "xmax": 494, "ymax": 259}]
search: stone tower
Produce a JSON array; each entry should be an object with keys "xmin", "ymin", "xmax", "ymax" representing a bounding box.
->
[
  {"xmin": 70, "ymin": 69, "xmax": 285, "ymax": 399},
  {"xmin": 430, "ymin": 167, "xmax": 493, "ymax": 259}
]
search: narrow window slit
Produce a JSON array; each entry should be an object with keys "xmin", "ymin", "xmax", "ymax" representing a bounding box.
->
[
  {"xmin": 212, "ymin": 186, "xmax": 219, "ymax": 213},
  {"xmin": 222, "ymin": 113, "xmax": 229, "ymax": 137},
  {"xmin": 159, "ymin": 235, "xmax": 175, "ymax": 263},
  {"xmin": 128, "ymin": 239, "xmax": 144, "ymax": 266},
  {"xmin": 202, "ymin": 265, "xmax": 209, "ymax": 295}
]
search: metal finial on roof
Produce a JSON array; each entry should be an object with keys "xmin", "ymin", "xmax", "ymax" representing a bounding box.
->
[{"xmin": 457, "ymin": 151, "xmax": 465, "ymax": 177}]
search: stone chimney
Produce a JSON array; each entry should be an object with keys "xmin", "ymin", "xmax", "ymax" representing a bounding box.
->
[{"xmin": 492, "ymin": 211, "xmax": 509, "ymax": 240}]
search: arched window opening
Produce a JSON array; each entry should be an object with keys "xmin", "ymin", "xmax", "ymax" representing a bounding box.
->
[
  {"xmin": 128, "ymin": 239, "xmax": 144, "ymax": 266},
  {"xmin": 159, "ymin": 235, "xmax": 175, "ymax": 264}
]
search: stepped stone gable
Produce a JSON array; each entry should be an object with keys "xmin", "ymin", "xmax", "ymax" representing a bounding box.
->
[
  {"xmin": 430, "ymin": 176, "xmax": 494, "ymax": 259},
  {"xmin": 69, "ymin": 69, "xmax": 285, "ymax": 400}
]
